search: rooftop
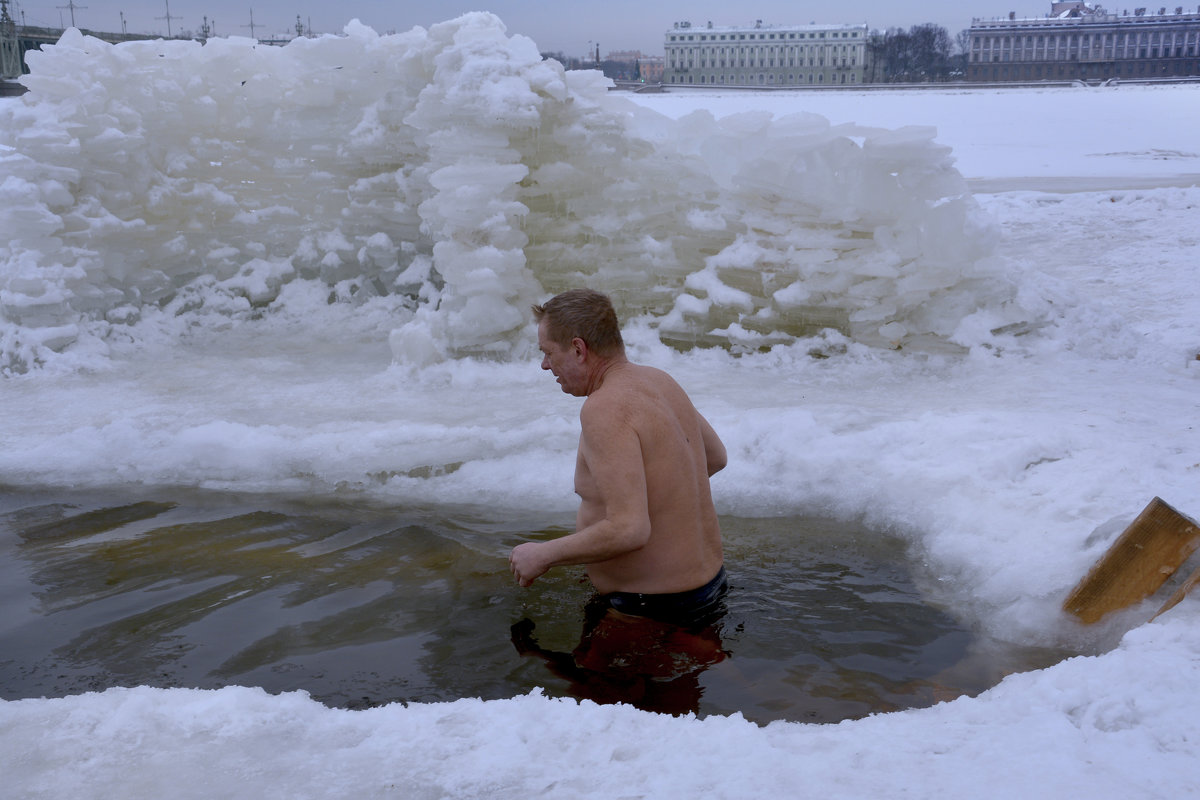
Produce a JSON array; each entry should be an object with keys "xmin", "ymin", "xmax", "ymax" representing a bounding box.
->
[
  {"xmin": 971, "ymin": 5, "xmax": 1200, "ymax": 28},
  {"xmin": 667, "ymin": 20, "xmax": 868, "ymax": 36}
]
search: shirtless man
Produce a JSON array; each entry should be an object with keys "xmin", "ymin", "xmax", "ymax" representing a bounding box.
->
[{"xmin": 509, "ymin": 289, "xmax": 727, "ymax": 626}]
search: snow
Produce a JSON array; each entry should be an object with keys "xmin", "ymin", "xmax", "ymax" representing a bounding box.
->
[
  {"xmin": 635, "ymin": 84, "xmax": 1200, "ymax": 191},
  {"xmin": 2, "ymin": 14, "xmax": 1199, "ymax": 799},
  {"xmin": 4, "ymin": 620, "xmax": 1198, "ymax": 799}
]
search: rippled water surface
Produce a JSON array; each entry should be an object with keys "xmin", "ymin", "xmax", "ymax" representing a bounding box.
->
[{"xmin": 0, "ymin": 488, "xmax": 1071, "ymax": 723}]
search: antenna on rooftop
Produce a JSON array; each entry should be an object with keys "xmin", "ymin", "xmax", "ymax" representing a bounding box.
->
[
  {"xmin": 156, "ymin": 0, "xmax": 181, "ymax": 37},
  {"xmin": 243, "ymin": 7, "xmax": 258, "ymax": 40},
  {"xmin": 56, "ymin": 0, "xmax": 87, "ymax": 28}
]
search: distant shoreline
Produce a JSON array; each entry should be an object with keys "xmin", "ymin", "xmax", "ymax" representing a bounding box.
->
[{"xmin": 616, "ymin": 75, "xmax": 1200, "ymax": 93}]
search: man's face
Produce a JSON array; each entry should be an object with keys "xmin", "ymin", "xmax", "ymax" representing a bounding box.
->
[{"xmin": 538, "ymin": 320, "xmax": 586, "ymax": 396}]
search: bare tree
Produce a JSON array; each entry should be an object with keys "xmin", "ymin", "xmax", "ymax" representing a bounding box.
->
[
  {"xmin": 867, "ymin": 24, "xmax": 956, "ymax": 82},
  {"xmin": 952, "ymin": 29, "xmax": 971, "ymax": 78}
]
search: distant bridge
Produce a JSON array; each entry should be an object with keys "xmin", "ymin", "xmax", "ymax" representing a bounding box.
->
[
  {"xmin": 1, "ymin": 23, "xmax": 167, "ymax": 88},
  {"xmin": 1, "ymin": 15, "xmax": 298, "ymax": 91}
]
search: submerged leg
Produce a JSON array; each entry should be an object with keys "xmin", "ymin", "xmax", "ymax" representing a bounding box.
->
[{"xmin": 510, "ymin": 609, "xmax": 728, "ymax": 715}]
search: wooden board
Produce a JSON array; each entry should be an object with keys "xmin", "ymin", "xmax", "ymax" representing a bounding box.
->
[
  {"xmin": 1152, "ymin": 563, "xmax": 1200, "ymax": 621},
  {"xmin": 1063, "ymin": 497, "xmax": 1200, "ymax": 624}
]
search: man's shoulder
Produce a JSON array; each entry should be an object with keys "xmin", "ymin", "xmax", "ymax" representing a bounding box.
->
[
  {"xmin": 579, "ymin": 385, "xmax": 627, "ymax": 423},
  {"xmin": 579, "ymin": 367, "xmax": 639, "ymax": 423},
  {"xmin": 605, "ymin": 362, "xmax": 680, "ymax": 393},
  {"xmin": 585, "ymin": 363, "xmax": 660, "ymax": 404},
  {"xmin": 582, "ymin": 364, "xmax": 690, "ymax": 424},
  {"xmin": 622, "ymin": 363, "xmax": 690, "ymax": 406}
]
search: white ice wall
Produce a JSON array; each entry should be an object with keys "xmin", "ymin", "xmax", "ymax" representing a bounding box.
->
[{"xmin": 1, "ymin": 14, "xmax": 1047, "ymax": 374}]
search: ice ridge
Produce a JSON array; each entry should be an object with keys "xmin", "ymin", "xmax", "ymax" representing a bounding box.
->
[{"xmin": 1, "ymin": 13, "xmax": 1038, "ymax": 374}]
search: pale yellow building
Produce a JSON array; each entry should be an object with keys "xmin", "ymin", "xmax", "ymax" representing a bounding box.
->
[{"xmin": 663, "ymin": 19, "xmax": 869, "ymax": 87}]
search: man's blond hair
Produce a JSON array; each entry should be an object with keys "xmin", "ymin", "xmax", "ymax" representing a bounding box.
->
[{"xmin": 532, "ymin": 289, "xmax": 624, "ymax": 357}]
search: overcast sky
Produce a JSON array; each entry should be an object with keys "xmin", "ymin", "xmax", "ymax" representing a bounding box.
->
[{"xmin": 16, "ymin": 1, "xmax": 1059, "ymax": 55}]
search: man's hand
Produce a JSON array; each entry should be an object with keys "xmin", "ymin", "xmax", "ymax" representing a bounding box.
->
[{"xmin": 510, "ymin": 542, "xmax": 551, "ymax": 587}]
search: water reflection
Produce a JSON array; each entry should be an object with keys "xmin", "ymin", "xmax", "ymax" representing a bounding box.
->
[
  {"xmin": 0, "ymin": 488, "xmax": 1074, "ymax": 723},
  {"xmin": 511, "ymin": 597, "xmax": 731, "ymax": 717}
]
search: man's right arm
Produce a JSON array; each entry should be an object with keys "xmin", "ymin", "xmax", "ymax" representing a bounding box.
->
[
  {"xmin": 698, "ymin": 412, "xmax": 726, "ymax": 477},
  {"xmin": 510, "ymin": 398, "xmax": 652, "ymax": 587}
]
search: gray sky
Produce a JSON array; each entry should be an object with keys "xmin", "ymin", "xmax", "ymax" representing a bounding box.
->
[{"xmin": 16, "ymin": 1, "xmax": 1057, "ymax": 55}]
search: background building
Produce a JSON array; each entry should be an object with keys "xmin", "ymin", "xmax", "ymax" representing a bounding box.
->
[
  {"xmin": 637, "ymin": 55, "xmax": 665, "ymax": 82},
  {"xmin": 968, "ymin": 3, "xmax": 1200, "ymax": 82},
  {"xmin": 602, "ymin": 50, "xmax": 665, "ymax": 82},
  {"xmin": 664, "ymin": 20, "xmax": 869, "ymax": 87}
]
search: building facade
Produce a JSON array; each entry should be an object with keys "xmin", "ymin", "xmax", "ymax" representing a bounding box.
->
[
  {"xmin": 639, "ymin": 56, "xmax": 665, "ymax": 82},
  {"xmin": 603, "ymin": 50, "xmax": 665, "ymax": 82},
  {"xmin": 967, "ymin": 3, "xmax": 1200, "ymax": 82},
  {"xmin": 663, "ymin": 20, "xmax": 869, "ymax": 87}
]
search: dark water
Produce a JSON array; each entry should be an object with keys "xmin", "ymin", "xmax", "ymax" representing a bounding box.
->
[{"xmin": 0, "ymin": 487, "xmax": 1071, "ymax": 724}]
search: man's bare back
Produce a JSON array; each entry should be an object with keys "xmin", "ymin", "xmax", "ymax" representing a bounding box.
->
[
  {"xmin": 509, "ymin": 290, "xmax": 726, "ymax": 601},
  {"xmin": 573, "ymin": 362, "xmax": 724, "ymax": 594}
]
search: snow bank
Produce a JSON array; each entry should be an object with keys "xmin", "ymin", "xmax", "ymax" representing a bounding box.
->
[{"xmin": 3, "ymin": 608, "xmax": 1198, "ymax": 799}]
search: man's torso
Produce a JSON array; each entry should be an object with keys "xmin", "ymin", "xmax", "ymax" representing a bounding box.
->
[{"xmin": 574, "ymin": 364, "xmax": 723, "ymax": 594}]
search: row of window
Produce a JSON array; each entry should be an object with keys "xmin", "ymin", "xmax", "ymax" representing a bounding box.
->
[
  {"xmin": 670, "ymin": 57, "xmax": 859, "ymax": 69},
  {"xmin": 668, "ymin": 43, "xmax": 863, "ymax": 53},
  {"xmin": 973, "ymin": 45, "xmax": 1198, "ymax": 61},
  {"xmin": 668, "ymin": 30, "xmax": 862, "ymax": 43},
  {"xmin": 974, "ymin": 29, "xmax": 1198, "ymax": 48},
  {"xmin": 668, "ymin": 72, "xmax": 861, "ymax": 85},
  {"xmin": 667, "ymin": 46, "xmax": 863, "ymax": 61},
  {"xmin": 666, "ymin": 44, "xmax": 865, "ymax": 69}
]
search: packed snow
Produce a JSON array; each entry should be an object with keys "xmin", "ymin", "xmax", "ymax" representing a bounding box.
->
[{"xmin": 1, "ymin": 13, "xmax": 1198, "ymax": 799}]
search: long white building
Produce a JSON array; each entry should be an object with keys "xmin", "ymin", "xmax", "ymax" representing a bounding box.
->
[
  {"xmin": 967, "ymin": 2, "xmax": 1200, "ymax": 82},
  {"xmin": 663, "ymin": 20, "xmax": 869, "ymax": 87}
]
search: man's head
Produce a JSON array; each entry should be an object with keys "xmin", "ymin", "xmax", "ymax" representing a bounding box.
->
[
  {"xmin": 533, "ymin": 289, "xmax": 625, "ymax": 396},
  {"xmin": 532, "ymin": 289, "xmax": 624, "ymax": 357}
]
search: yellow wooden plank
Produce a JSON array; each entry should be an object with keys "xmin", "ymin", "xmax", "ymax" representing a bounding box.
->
[
  {"xmin": 1151, "ymin": 563, "xmax": 1200, "ymax": 621},
  {"xmin": 1063, "ymin": 497, "xmax": 1200, "ymax": 624}
]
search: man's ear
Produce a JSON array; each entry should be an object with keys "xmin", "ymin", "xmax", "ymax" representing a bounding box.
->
[{"xmin": 571, "ymin": 337, "xmax": 588, "ymax": 360}]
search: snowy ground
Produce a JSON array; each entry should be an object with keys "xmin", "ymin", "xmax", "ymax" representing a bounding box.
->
[{"xmin": 1, "ymin": 18, "xmax": 1199, "ymax": 799}]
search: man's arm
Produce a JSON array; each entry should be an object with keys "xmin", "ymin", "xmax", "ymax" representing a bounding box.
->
[
  {"xmin": 510, "ymin": 399, "xmax": 651, "ymax": 587},
  {"xmin": 698, "ymin": 412, "xmax": 727, "ymax": 477}
]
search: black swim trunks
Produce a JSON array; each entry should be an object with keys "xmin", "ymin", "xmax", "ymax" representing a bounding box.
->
[{"xmin": 588, "ymin": 567, "xmax": 729, "ymax": 629}]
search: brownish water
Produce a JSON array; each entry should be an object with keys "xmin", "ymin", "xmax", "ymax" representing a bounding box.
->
[{"xmin": 0, "ymin": 487, "xmax": 1072, "ymax": 723}]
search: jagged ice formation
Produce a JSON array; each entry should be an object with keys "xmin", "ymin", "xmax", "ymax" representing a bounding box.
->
[{"xmin": 0, "ymin": 13, "xmax": 1046, "ymax": 374}]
